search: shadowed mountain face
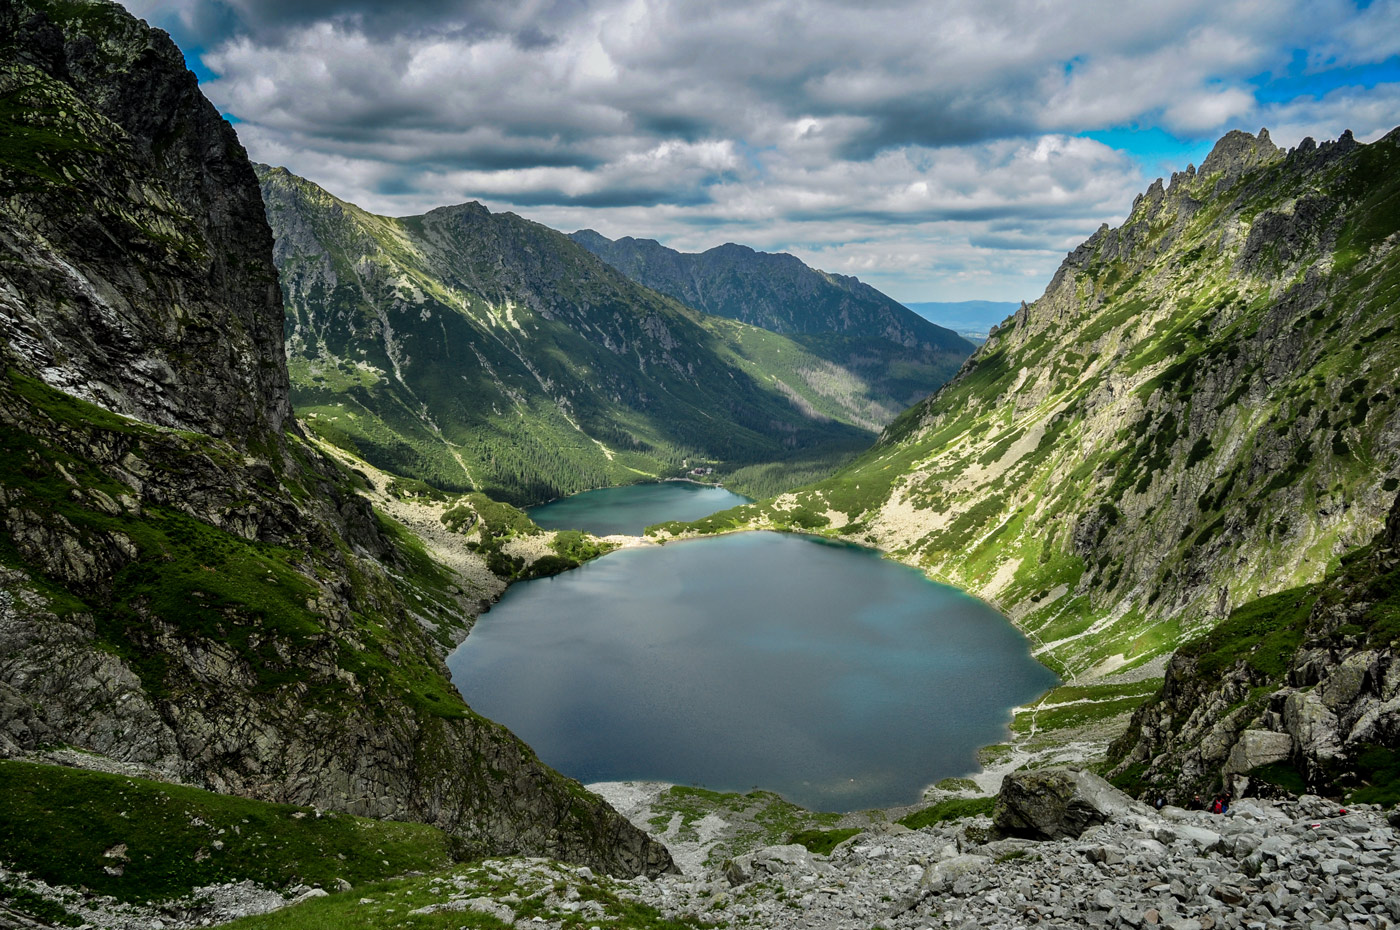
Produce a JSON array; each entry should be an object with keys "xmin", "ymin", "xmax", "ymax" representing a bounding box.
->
[
  {"xmin": 261, "ymin": 168, "xmax": 894, "ymax": 504},
  {"xmin": 570, "ymin": 230, "xmax": 976, "ymax": 424},
  {"xmin": 0, "ymin": 0, "xmax": 288, "ymax": 443},
  {"xmin": 674, "ymin": 127, "xmax": 1400, "ymax": 681},
  {"xmin": 0, "ymin": 0, "xmax": 670, "ymax": 877}
]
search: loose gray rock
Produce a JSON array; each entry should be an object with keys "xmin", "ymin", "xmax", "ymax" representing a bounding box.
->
[{"xmin": 993, "ymin": 767, "xmax": 1147, "ymax": 839}]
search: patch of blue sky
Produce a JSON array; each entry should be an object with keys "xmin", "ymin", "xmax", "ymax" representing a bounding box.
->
[
  {"xmin": 1079, "ymin": 127, "xmax": 1215, "ymax": 180},
  {"xmin": 179, "ymin": 45, "xmax": 241, "ymax": 124},
  {"xmin": 179, "ymin": 44, "xmax": 217, "ymax": 83},
  {"xmin": 1249, "ymin": 51, "xmax": 1400, "ymax": 103}
]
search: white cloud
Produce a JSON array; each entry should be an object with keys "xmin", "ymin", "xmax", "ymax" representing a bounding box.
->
[
  {"xmin": 1257, "ymin": 84, "xmax": 1400, "ymax": 149},
  {"xmin": 124, "ymin": 0, "xmax": 1400, "ymax": 299}
]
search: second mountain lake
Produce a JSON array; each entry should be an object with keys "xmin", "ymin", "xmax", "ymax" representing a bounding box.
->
[{"xmin": 527, "ymin": 480, "xmax": 749, "ymax": 537}]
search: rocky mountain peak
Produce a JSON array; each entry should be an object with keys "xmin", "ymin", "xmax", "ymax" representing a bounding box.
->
[
  {"xmin": 424, "ymin": 199, "xmax": 492, "ymax": 222},
  {"xmin": 1198, "ymin": 127, "xmax": 1283, "ymax": 186},
  {"xmin": 568, "ymin": 227, "xmax": 612, "ymax": 249}
]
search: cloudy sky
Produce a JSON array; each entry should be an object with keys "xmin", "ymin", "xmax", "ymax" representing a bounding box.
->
[{"xmin": 122, "ymin": 0, "xmax": 1400, "ymax": 302}]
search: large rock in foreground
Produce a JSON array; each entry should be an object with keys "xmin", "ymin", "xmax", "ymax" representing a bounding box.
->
[{"xmin": 993, "ymin": 768, "xmax": 1147, "ymax": 840}]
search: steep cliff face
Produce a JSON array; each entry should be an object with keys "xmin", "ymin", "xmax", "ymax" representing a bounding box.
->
[
  {"xmin": 1109, "ymin": 493, "xmax": 1400, "ymax": 803},
  {"xmin": 0, "ymin": 0, "xmax": 288, "ymax": 442},
  {"xmin": 670, "ymin": 128, "xmax": 1400, "ymax": 682},
  {"xmin": 570, "ymin": 230, "xmax": 974, "ymax": 420},
  {"xmin": 260, "ymin": 168, "xmax": 888, "ymax": 504},
  {"xmin": 0, "ymin": 0, "xmax": 670, "ymax": 877}
]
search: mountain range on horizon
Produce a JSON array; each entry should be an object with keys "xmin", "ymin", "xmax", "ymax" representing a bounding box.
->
[{"xmin": 902, "ymin": 299, "xmax": 1022, "ymax": 339}]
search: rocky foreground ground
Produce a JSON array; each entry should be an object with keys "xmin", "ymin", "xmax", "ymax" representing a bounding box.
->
[
  {"xmin": 585, "ymin": 776, "xmax": 1400, "ymax": 930},
  {"xmin": 4, "ymin": 771, "xmax": 1398, "ymax": 929}
]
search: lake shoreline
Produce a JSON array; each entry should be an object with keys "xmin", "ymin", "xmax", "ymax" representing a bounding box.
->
[{"xmin": 450, "ymin": 515, "xmax": 1054, "ymax": 812}]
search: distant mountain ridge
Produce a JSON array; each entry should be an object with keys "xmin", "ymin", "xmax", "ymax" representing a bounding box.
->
[
  {"xmin": 570, "ymin": 229, "xmax": 975, "ymax": 421},
  {"xmin": 260, "ymin": 168, "xmax": 891, "ymax": 504},
  {"xmin": 568, "ymin": 230, "xmax": 959, "ymax": 344},
  {"xmin": 903, "ymin": 300, "xmax": 1021, "ymax": 338}
]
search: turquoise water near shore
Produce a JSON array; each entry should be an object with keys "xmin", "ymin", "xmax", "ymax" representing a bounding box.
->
[
  {"xmin": 527, "ymin": 482, "xmax": 749, "ymax": 536},
  {"xmin": 450, "ymin": 486, "xmax": 1055, "ymax": 811}
]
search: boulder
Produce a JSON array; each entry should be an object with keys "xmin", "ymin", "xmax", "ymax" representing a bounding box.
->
[
  {"xmin": 751, "ymin": 844, "xmax": 817, "ymax": 872},
  {"xmin": 1223, "ymin": 729, "xmax": 1294, "ymax": 775},
  {"xmin": 722, "ymin": 844, "xmax": 821, "ymax": 885},
  {"xmin": 993, "ymin": 768, "xmax": 1147, "ymax": 840},
  {"xmin": 919, "ymin": 854, "xmax": 990, "ymax": 893}
]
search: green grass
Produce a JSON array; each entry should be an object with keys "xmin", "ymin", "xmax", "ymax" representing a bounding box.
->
[
  {"xmin": 0, "ymin": 881, "xmax": 84, "ymax": 927},
  {"xmin": 1011, "ymin": 680, "xmax": 1161, "ymax": 736},
  {"xmin": 1183, "ymin": 584, "xmax": 1320, "ymax": 681},
  {"xmin": 1247, "ymin": 761, "xmax": 1308, "ymax": 796},
  {"xmin": 640, "ymin": 786, "xmax": 845, "ymax": 867},
  {"xmin": 786, "ymin": 828, "xmax": 861, "ymax": 856},
  {"xmin": 0, "ymin": 77, "xmax": 104, "ymax": 194},
  {"xmin": 221, "ymin": 860, "xmax": 708, "ymax": 930},
  {"xmin": 0, "ymin": 760, "xmax": 454, "ymax": 904},
  {"xmin": 1348, "ymin": 746, "xmax": 1400, "ymax": 806},
  {"xmin": 896, "ymin": 796, "xmax": 995, "ymax": 830}
]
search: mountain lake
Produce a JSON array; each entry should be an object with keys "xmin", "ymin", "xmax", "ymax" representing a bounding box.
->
[
  {"xmin": 448, "ymin": 483, "xmax": 1057, "ymax": 812},
  {"xmin": 527, "ymin": 480, "xmax": 749, "ymax": 536}
]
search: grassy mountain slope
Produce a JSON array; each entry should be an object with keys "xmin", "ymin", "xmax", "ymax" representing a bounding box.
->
[
  {"xmin": 657, "ymin": 128, "xmax": 1400, "ymax": 685},
  {"xmin": 571, "ymin": 229, "xmax": 976, "ymax": 423},
  {"xmin": 0, "ymin": 0, "xmax": 669, "ymax": 878},
  {"xmin": 1108, "ymin": 491, "xmax": 1400, "ymax": 804},
  {"xmin": 260, "ymin": 169, "xmax": 881, "ymax": 504},
  {"xmin": 0, "ymin": 758, "xmax": 454, "ymax": 920}
]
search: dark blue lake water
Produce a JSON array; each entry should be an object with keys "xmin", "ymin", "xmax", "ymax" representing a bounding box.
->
[
  {"xmin": 527, "ymin": 481, "xmax": 749, "ymax": 537},
  {"xmin": 449, "ymin": 488, "xmax": 1055, "ymax": 811}
]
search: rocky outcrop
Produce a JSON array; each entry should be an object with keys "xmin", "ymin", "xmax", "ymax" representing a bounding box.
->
[
  {"xmin": 0, "ymin": 0, "xmax": 289, "ymax": 442},
  {"xmin": 993, "ymin": 767, "xmax": 1148, "ymax": 839},
  {"xmin": 0, "ymin": 0, "xmax": 671, "ymax": 877},
  {"xmin": 1109, "ymin": 493, "xmax": 1400, "ymax": 803}
]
